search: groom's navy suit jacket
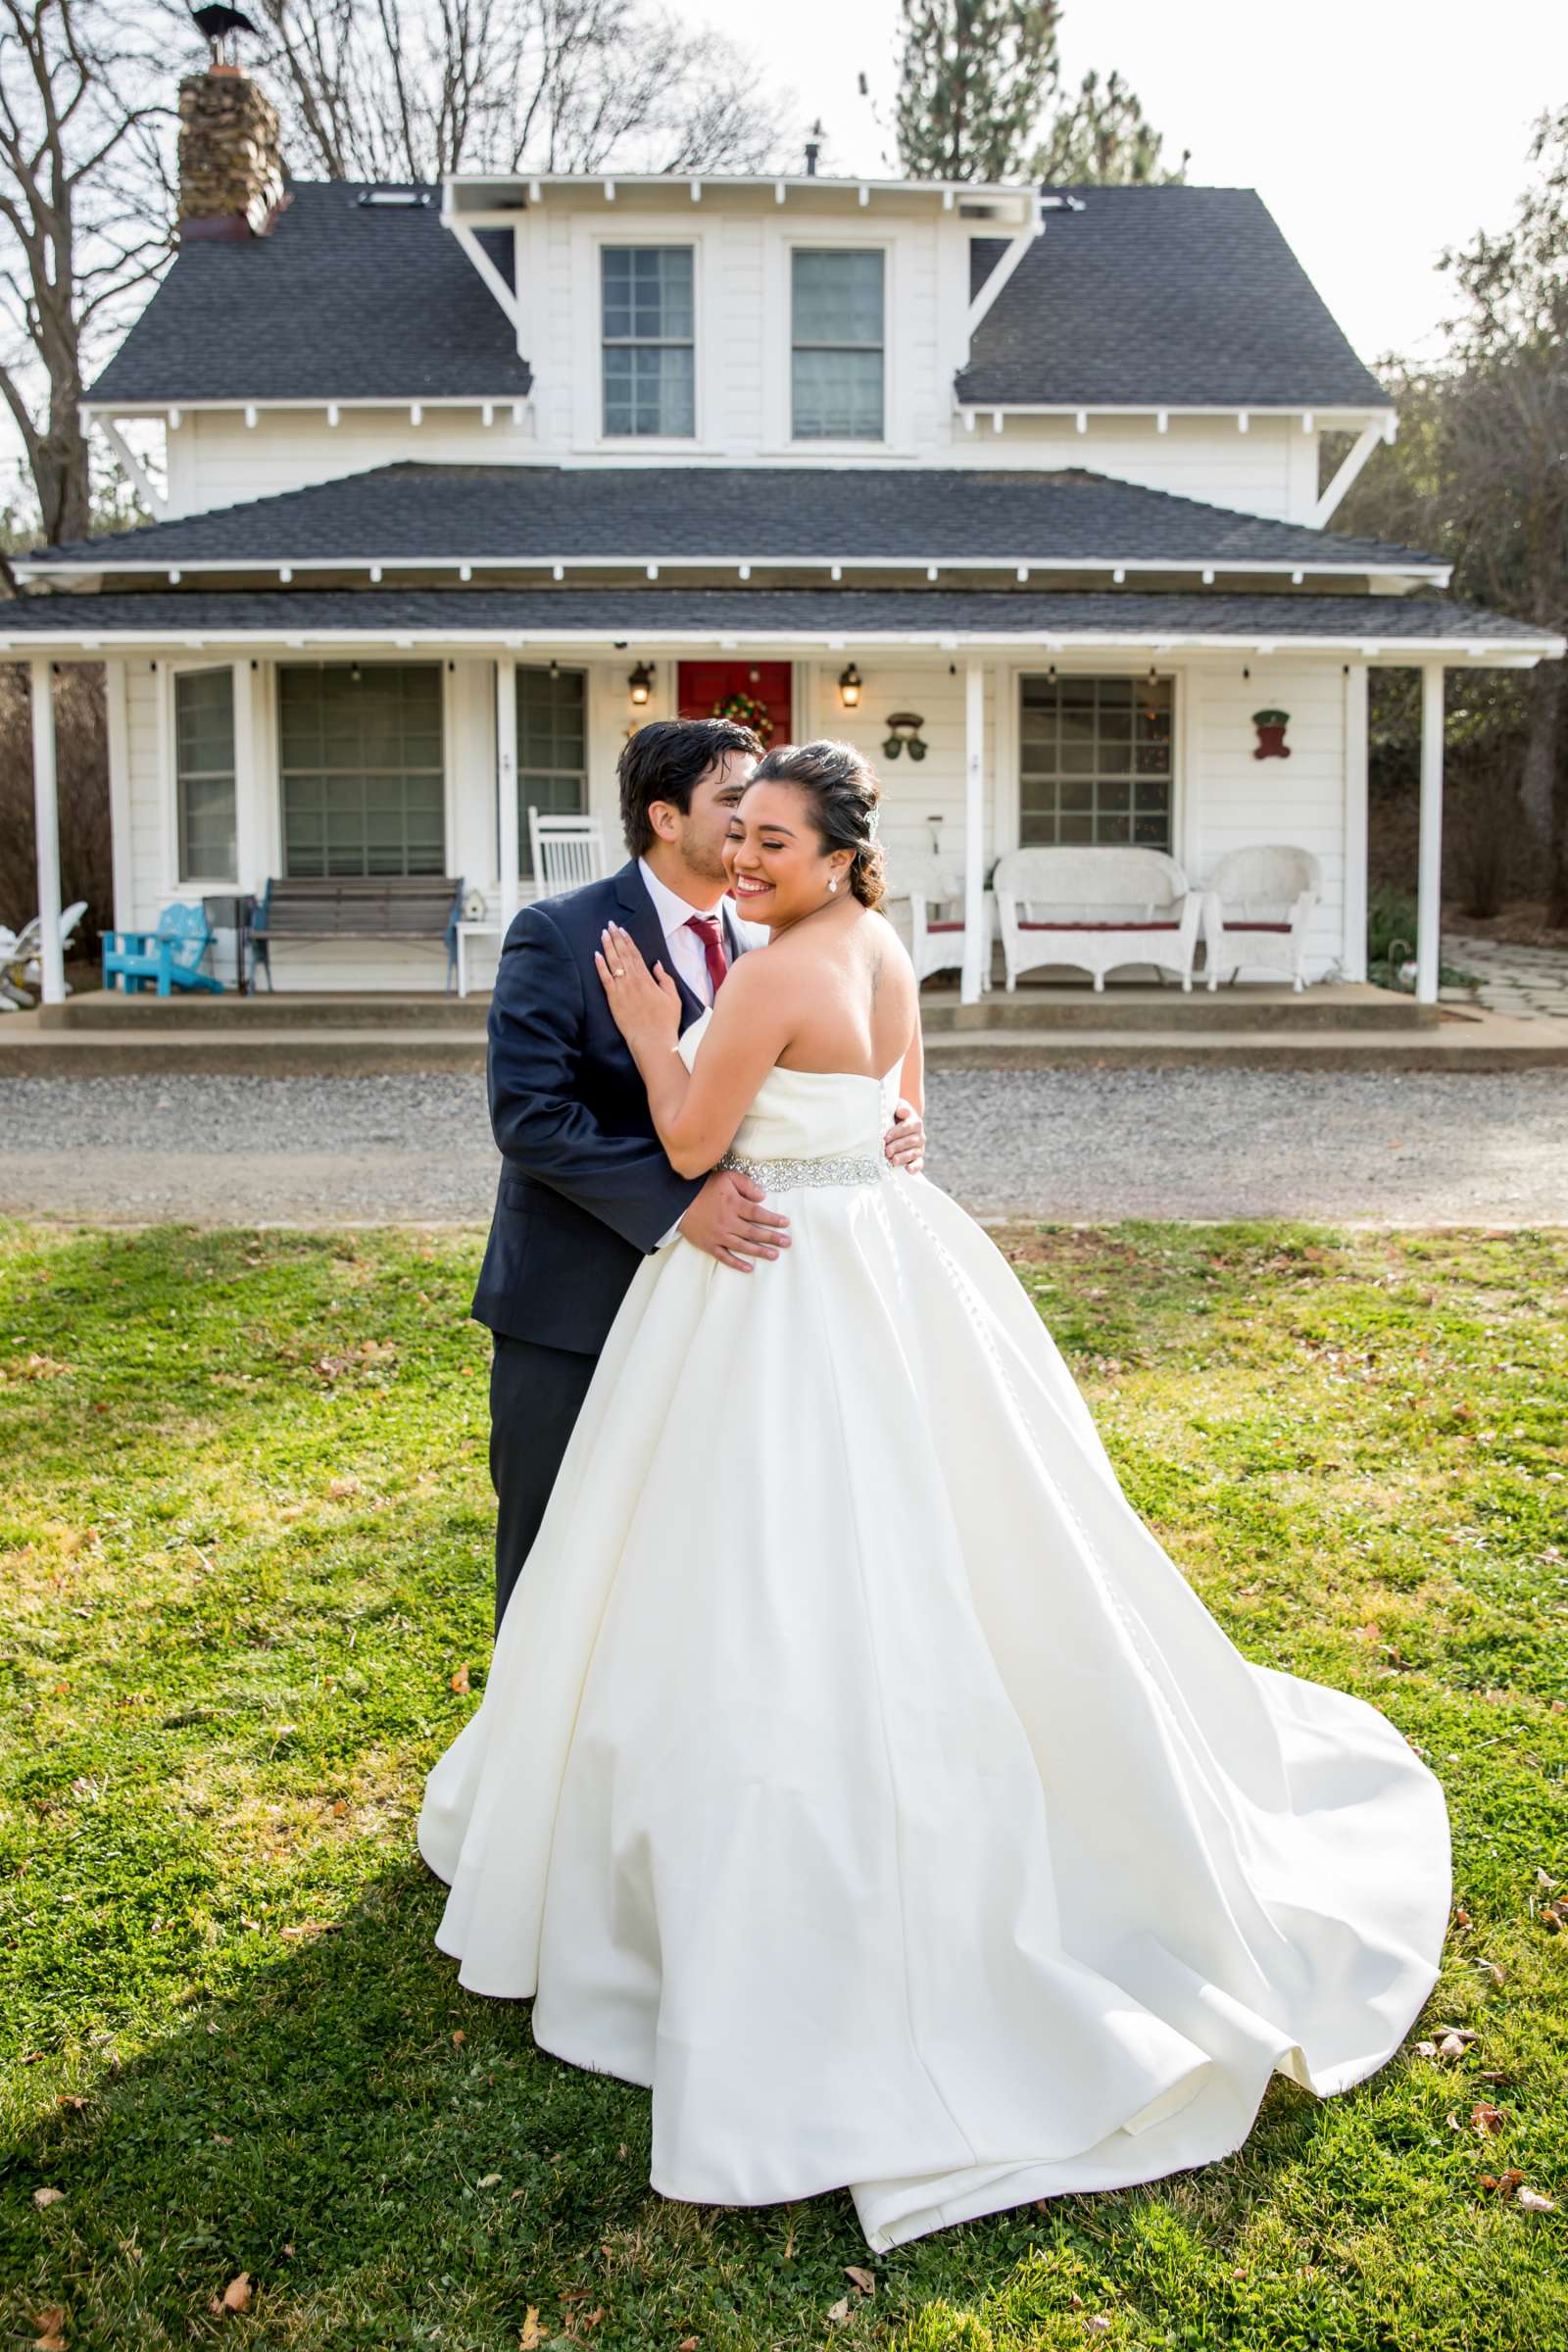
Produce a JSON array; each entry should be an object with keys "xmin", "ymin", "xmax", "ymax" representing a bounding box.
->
[{"xmin": 471, "ymin": 858, "xmax": 752, "ymax": 1355}]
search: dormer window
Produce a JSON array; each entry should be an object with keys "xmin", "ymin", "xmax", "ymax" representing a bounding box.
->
[
  {"xmin": 602, "ymin": 246, "xmax": 695, "ymax": 438},
  {"xmin": 791, "ymin": 249, "xmax": 884, "ymax": 441}
]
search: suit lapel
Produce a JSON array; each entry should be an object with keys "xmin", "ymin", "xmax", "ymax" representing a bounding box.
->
[{"xmin": 612, "ymin": 859, "xmax": 706, "ymax": 1033}]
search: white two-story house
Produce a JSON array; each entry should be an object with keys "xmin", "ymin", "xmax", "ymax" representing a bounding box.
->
[{"xmin": 8, "ymin": 67, "xmax": 1561, "ymax": 1004}]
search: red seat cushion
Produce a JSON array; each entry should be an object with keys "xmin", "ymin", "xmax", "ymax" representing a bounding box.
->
[
  {"xmin": 1223, "ymin": 920, "xmax": 1292, "ymax": 933},
  {"xmin": 1018, "ymin": 920, "xmax": 1179, "ymax": 933},
  {"xmin": 925, "ymin": 921, "xmax": 965, "ymax": 933}
]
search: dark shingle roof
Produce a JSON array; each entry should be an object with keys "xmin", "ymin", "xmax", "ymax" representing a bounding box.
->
[
  {"xmin": 959, "ymin": 186, "xmax": 1390, "ymax": 411},
  {"xmin": 87, "ymin": 184, "xmax": 530, "ymax": 405},
  {"xmin": 30, "ymin": 463, "xmax": 1439, "ymax": 571},
  {"xmin": 85, "ymin": 178, "xmax": 1385, "ymax": 414},
  {"xmin": 3, "ymin": 588, "xmax": 1552, "ymax": 648}
]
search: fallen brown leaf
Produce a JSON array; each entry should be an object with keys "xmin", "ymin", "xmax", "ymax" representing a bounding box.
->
[
  {"xmin": 211, "ymin": 2274, "xmax": 251, "ymax": 2316},
  {"xmin": 1517, "ymin": 2185, "xmax": 1557, "ymax": 2212},
  {"xmin": 31, "ymin": 2187, "xmax": 65, "ymax": 2209},
  {"xmin": 677, "ymin": 2339, "xmax": 699, "ymax": 2349},
  {"xmin": 32, "ymin": 2308, "xmax": 66, "ymax": 2351},
  {"xmin": 844, "ymin": 2265, "xmax": 875, "ymax": 2295},
  {"xmin": 518, "ymin": 2310, "xmax": 545, "ymax": 2349},
  {"xmin": 478, "ymin": 2173, "xmax": 503, "ymax": 2189},
  {"xmin": 825, "ymin": 2298, "xmax": 851, "ymax": 2326},
  {"xmin": 452, "ymin": 2029, "xmax": 466, "ymax": 2046},
  {"xmin": 327, "ymin": 1476, "xmax": 363, "ymax": 1499},
  {"xmin": 451, "ymin": 1664, "xmax": 471, "ymax": 1694},
  {"xmin": 1471, "ymin": 2103, "xmax": 1505, "ymax": 2136}
]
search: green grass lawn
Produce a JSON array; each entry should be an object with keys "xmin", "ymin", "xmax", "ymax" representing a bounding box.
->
[{"xmin": 2, "ymin": 1217, "xmax": 1566, "ymax": 2352}]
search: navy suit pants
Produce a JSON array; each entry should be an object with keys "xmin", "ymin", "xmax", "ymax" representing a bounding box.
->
[{"xmin": 489, "ymin": 1332, "xmax": 600, "ymax": 1634}]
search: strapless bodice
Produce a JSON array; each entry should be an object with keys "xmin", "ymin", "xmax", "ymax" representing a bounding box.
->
[{"xmin": 676, "ymin": 1007, "xmax": 899, "ymax": 1169}]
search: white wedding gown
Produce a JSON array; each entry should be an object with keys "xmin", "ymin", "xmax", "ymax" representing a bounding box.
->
[{"xmin": 419, "ymin": 1009, "xmax": 1450, "ymax": 2252}]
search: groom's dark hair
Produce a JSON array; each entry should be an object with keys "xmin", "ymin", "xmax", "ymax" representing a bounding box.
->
[{"xmin": 617, "ymin": 715, "xmax": 762, "ymax": 857}]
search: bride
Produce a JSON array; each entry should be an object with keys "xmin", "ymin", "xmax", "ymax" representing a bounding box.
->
[{"xmin": 418, "ymin": 739, "xmax": 1451, "ymax": 2252}]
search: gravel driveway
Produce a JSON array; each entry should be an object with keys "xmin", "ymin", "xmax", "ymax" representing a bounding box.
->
[{"xmin": 2, "ymin": 1067, "xmax": 1565, "ymax": 1227}]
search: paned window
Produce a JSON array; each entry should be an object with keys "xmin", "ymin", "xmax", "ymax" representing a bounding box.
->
[
  {"xmin": 517, "ymin": 665, "xmax": 588, "ymax": 875},
  {"xmin": 791, "ymin": 248, "xmax": 884, "ymax": 440},
  {"xmin": 174, "ymin": 667, "xmax": 237, "ymax": 882},
  {"xmin": 279, "ymin": 663, "xmax": 445, "ymax": 877},
  {"xmin": 1018, "ymin": 675, "xmax": 1173, "ymax": 849},
  {"xmin": 602, "ymin": 246, "xmax": 695, "ymax": 436}
]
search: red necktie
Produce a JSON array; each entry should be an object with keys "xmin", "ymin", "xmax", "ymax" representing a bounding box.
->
[{"xmin": 685, "ymin": 912, "xmax": 729, "ymax": 999}]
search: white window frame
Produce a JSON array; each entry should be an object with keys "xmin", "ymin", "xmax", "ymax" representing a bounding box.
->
[
  {"xmin": 571, "ymin": 220, "xmax": 710, "ymax": 454},
  {"xmin": 1006, "ymin": 664, "xmax": 1187, "ymax": 864},
  {"xmin": 271, "ymin": 657, "xmax": 452, "ymax": 882},
  {"xmin": 597, "ymin": 243, "xmax": 698, "ymax": 443},
  {"xmin": 159, "ymin": 657, "xmax": 240, "ymax": 893},
  {"xmin": 763, "ymin": 227, "xmax": 899, "ymax": 457}
]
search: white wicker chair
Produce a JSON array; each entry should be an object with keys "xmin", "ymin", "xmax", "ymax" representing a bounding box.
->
[
  {"xmin": 528, "ymin": 809, "xmax": 607, "ymax": 894},
  {"xmin": 992, "ymin": 847, "xmax": 1201, "ymax": 992},
  {"xmin": 884, "ymin": 850, "xmax": 986, "ymax": 989},
  {"xmin": 1201, "ymin": 847, "xmax": 1322, "ymax": 992}
]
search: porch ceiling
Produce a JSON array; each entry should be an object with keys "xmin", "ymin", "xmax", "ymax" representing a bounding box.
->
[
  {"xmin": 23, "ymin": 465, "xmax": 1445, "ymax": 580},
  {"xmin": 2, "ymin": 587, "xmax": 1561, "ymax": 662}
]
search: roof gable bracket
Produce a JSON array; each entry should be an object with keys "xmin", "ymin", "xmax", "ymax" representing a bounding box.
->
[
  {"xmin": 1312, "ymin": 416, "xmax": 1396, "ymax": 528},
  {"xmin": 444, "ymin": 210, "xmax": 522, "ymax": 337},
  {"xmin": 88, "ymin": 413, "xmax": 168, "ymax": 520},
  {"xmin": 960, "ymin": 194, "xmax": 1044, "ymax": 368}
]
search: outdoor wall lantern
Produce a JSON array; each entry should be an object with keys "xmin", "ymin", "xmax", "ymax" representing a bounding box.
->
[
  {"xmin": 881, "ymin": 710, "xmax": 928, "ymax": 760},
  {"xmin": 628, "ymin": 661, "xmax": 656, "ymax": 707},
  {"xmin": 838, "ymin": 662, "xmax": 863, "ymax": 710}
]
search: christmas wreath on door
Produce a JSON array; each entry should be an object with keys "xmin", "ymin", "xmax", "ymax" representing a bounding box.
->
[{"xmin": 711, "ymin": 688, "xmax": 775, "ymax": 743}]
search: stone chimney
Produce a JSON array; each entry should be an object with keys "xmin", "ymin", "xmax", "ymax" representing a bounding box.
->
[{"xmin": 177, "ymin": 68, "xmax": 286, "ymax": 242}]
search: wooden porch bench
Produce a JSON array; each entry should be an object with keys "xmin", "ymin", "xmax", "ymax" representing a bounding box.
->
[{"xmin": 252, "ymin": 876, "xmax": 465, "ymax": 992}]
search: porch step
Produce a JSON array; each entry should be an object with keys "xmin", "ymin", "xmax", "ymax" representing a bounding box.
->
[
  {"xmin": 2, "ymin": 1007, "xmax": 1561, "ymax": 1077},
  {"xmin": 38, "ymin": 991, "xmax": 490, "ymax": 1032},
  {"xmin": 43, "ymin": 979, "xmax": 1435, "ymax": 1035},
  {"xmin": 918, "ymin": 982, "xmax": 1441, "ymax": 1033}
]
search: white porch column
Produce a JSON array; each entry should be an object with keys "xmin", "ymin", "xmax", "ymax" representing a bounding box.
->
[
  {"xmin": 1416, "ymin": 660, "xmax": 1445, "ymax": 1005},
  {"xmin": 231, "ymin": 659, "xmax": 264, "ymax": 891},
  {"xmin": 29, "ymin": 659, "xmax": 66, "ymax": 1007},
  {"xmin": 1342, "ymin": 662, "xmax": 1369, "ymax": 983},
  {"xmin": 496, "ymin": 654, "xmax": 519, "ymax": 932},
  {"xmin": 960, "ymin": 659, "xmax": 986, "ymax": 1004},
  {"xmin": 104, "ymin": 658, "xmax": 133, "ymax": 935}
]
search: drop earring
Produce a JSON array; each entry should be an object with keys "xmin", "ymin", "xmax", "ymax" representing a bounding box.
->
[{"xmin": 828, "ymin": 875, "xmax": 838, "ymax": 894}]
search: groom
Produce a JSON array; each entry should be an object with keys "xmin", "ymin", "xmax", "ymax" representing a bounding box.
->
[{"xmin": 473, "ymin": 713, "xmax": 924, "ymax": 1628}]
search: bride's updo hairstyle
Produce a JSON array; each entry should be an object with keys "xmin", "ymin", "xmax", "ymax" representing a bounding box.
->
[{"xmin": 748, "ymin": 739, "xmax": 886, "ymax": 909}]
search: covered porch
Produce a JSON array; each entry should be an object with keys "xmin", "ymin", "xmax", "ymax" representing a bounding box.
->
[{"xmin": 7, "ymin": 594, "xmax": 1557, "ymax": 1014}]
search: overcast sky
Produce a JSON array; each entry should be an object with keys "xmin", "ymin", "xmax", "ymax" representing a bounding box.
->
[{"xmin": 689, "ymin": 0, "xmax": 1561, "ymax": 366}]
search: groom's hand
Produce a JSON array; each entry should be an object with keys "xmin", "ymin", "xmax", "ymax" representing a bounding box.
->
[
  {"xmin": 680, "ymin": 1169, "xmax": 792, "ymax": 1273},
  {"xmin": 884, "ymin": 1100, "xmax": 925, "ymax": 1174}
]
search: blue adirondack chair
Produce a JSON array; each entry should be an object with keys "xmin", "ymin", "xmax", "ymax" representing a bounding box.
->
[{"xmin": 102, "ymin": 903, "xmax": 224, "ymax": 997}]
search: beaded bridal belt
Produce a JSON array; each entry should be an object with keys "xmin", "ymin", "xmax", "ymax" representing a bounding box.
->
[{"xmin": 717, "ymin": 1149, "xmax": 886, "ymax": 1192}]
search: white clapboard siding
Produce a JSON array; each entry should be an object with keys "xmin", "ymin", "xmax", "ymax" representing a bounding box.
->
[
  {"xmin": 1188, "ymin": 662, "xmax": 1347, "ymax": 976},
  {"xmin": 948, "ymin": 412, "xmax": 1312, "ymax": 521},
  {"xmin": 166, "ymin": 406, "xmax": 535, "ymax": 518}
]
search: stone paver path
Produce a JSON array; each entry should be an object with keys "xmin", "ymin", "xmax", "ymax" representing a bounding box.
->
[{"xmin": 1447, "ymin": 933, "xmax": 1568, "ymax": 1025}]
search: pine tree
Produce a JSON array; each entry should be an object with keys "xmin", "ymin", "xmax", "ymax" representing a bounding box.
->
[{"xmin": 893, "ymin": 0, "xmax": 1180, "ymax": 187}]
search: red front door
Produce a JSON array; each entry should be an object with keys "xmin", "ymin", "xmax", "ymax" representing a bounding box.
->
[{"xmin": 677, "ymin": 662, "xmax": 794, "ymax": 752}]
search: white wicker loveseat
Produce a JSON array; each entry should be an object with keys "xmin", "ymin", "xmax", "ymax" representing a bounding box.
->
[
  {"xmin": 992, "ymin": 847, "xmax": 1202, "ymax": 992},
  {"xmin": 1201, "ymin": 846, "xmax": 1322, "ymax": 992}
]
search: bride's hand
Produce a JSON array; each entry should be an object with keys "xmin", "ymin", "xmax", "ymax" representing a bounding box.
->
[{"xmin": 595, "ymin": 922, "xmax": 682, "ymax": 1054}]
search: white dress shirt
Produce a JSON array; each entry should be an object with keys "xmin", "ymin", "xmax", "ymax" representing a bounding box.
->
[
  {"xmin": 636, "ymin": 857, "xmax": 732, "ymax": 1006},
  {"xmin": 634, "ymin": 860, "xmax": 766, "ymax": 1246}
]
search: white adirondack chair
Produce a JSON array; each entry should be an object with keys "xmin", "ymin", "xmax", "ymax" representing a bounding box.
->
[
  {"xmin": 884, "ymin": 849, "xmax": 986, "ymax": 989},
  {"xmin": 528, "ymin": 809, "xmax": 607, "ymax": 894},
  {"xmin": 992, "ymin": 847, "xmax": 1202, "ymax": 992},
  {"xmin": 1201, "ymin": 847, "xmax": 1322, "ymax": 991}
]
